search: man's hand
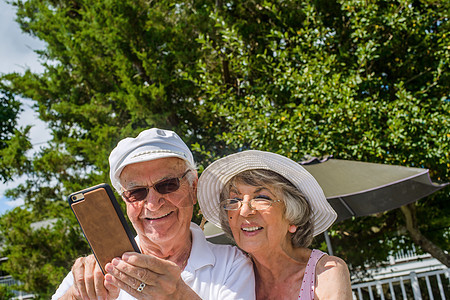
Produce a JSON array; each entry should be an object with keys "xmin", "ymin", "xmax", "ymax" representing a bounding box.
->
[
  {"xmin": 104, "ymin": 252, "xmax": 201, "ymax": 300},
  {"xmin": 61, "ymin": 254, "xmax": 120, "ymax": 300}
]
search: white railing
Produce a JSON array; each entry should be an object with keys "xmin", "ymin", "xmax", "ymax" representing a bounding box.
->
[
  {"xmin": 0, "ymin": 275, "xmax": 16, "ymax": 286},
  {"xmin": 390, "ymin": 246, "xmax": 431, "ymax": 265},
  {"xmin": 0, "ymin": 275, "xmax": 35, "ymax": 299},
  {"xmin": 352, "ymin": 268, "xmax": 449, "ymax": 300}
]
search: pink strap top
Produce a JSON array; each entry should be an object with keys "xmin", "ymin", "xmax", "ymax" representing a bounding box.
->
[{"xmin": 298, "ymin": 249, "xmax": 326, "ymax": 300}]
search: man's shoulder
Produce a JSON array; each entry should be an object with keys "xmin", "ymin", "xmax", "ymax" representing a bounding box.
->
[
  {"xmin": 189, "ymin": 222, "xmax": 251, "ymax": 265},
  {"xmin": 203, "ymin": 242, "xmax": 254, "ymax": 276},
  {"xmin": 206, "ymin": 240, "xmax": 247, "ymax": 258}
]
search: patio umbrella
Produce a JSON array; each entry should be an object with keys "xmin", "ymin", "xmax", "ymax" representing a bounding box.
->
[
  {"xmin": 300, "ymin": 157, "xmax": 448, "ymax": 223},
  {"xmin": 203, "ymin": 158, "xmax": 448, "ymax": 245}
]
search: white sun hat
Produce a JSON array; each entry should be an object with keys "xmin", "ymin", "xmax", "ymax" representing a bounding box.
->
[
  {"xmin": 198, "ymin": 150, "xmax": 337, "ymax": 236},
  {"xmin": 109, "ymin": 128, "xmax": 195, "ymax": 193}
]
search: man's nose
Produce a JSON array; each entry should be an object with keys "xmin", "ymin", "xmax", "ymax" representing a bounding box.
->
[{"xmin": 143, "ymin": 188, "xmax": 165, "ymax": 211}]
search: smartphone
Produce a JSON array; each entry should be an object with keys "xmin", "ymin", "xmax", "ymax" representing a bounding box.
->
[{"xmin": 68, "ymin": 183, "xmax": 140, "ymax": 274}]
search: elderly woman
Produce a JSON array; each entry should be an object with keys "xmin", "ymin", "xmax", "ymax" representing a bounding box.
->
[{"xmin": 198, "ymin": 150, "xmax": 352, "ymax": 299}]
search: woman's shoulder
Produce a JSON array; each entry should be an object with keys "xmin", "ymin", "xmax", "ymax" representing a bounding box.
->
[
  {"xmin": 316, "ymin": 254, "xmax": 348, "ymax": 273},
  {"xmin": 315, "ymin": 254, "xmax": 353, "ymax": 299}
]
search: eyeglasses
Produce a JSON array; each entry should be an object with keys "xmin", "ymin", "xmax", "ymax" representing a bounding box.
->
[
  {"xmin": 121, "ymin": 170, "xmax": 190, "ymax": 203},
  {"xmin": 220, "ymin": 198, "xmax": 281, "ymax": 211}
]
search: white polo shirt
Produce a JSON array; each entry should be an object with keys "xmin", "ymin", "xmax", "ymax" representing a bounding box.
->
[{"xmin": 52, "ymin": 223, "xmax": 255, "ymax": 299}]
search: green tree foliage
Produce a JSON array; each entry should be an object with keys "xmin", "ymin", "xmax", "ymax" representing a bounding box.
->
[
  {"xmin": 193, "ymin": 0, "xmax": 449, "ymax": 269},
  {"xmin": 0, "ymin": 89, "xmax": 20, "ymax": 148},
  {"xmin": 0, "ymin": 0, "xmax": 448, "ymax": 296},
  {"xmin": 0, "ymin": 284, "xmax": 16, "ymax": 299},
  {"xmin": 1, "ymin": 1, "xmax": 220, "ymax": 296},
  {"xmin": 0, "ymin": 207, "xmax": 90, "ymax": 299},
  {"xmin": 0, "ymin": 86, "xmax": 32, "ymax": 182}
]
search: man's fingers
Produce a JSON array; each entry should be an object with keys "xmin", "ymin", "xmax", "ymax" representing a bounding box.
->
[
  {"xmin": 71, "ymin": 255, "xmax": 110, "ymax": 299},
  {"xmin": 72, "ymin": 257, "xmax": 88, "ymax": 298},
  {"xmin": 105, "ymin": 256, "xmax": 180, "ymax": 297},
  {"xmin": 122, "ymin": 252, "xmax": 178, "ymax": 275},
  {"xmin": 105, "ymin": 272, "xmax": 151, "ymax": 300},
  {"xmin": 103, "ymin": 276, "xmax": 121, "ymax": 300},
  {"xmin": 84, "ymin": 255, "xmax": 99, "ymax": 299},
  {"xmin": 106, "ymin": 260, "xmax": 152, "ymax": 289},
  {"xmin": 93, "ymin": 261, "xmax": 108, "ymax": 299}
]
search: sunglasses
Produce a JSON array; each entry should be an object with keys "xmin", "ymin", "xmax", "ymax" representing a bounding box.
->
[{"xmin": 121, "ymin": 170, "xmax": 190, "ymax": 203}]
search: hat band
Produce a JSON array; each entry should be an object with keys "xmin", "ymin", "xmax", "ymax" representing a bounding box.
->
[{"xmin": 131, "ymin": 149, "xmax": 188, "ymax": 159}]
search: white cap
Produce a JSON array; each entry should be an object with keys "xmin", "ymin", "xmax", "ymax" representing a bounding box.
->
[
  {"xmin": 109, "ymin": 128, "xmax": 194, "ymax": 193},
  {"xmin": 197, "ymin": 150, "xmax": 337, "ymax": 236}
]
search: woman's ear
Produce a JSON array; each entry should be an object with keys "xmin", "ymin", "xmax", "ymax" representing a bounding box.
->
[{"xmin": 289, "ymin": 225, "xmax": 297, "ymax": 233}]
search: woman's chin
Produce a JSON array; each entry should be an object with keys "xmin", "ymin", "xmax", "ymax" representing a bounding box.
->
[{"xmin": 236, "ymin": 239, "xmax": 267, "ymax": 255}]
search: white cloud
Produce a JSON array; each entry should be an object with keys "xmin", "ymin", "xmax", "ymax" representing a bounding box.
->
[
  {"xmin": 0, "ymin": 1, "xmax": 45, "ymax": 74},
  {"xmin": 5, "ymin": 198, "xmax": 24, "ymax": 209}
]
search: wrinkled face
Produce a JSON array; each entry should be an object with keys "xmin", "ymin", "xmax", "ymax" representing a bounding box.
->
[
  {"xmin": 119, "ymin": 158, "xmax": 197, "ymax": 247},
  {"xmin": 226, "ymin": 182, "xmax": 290, "ymax": 254}
]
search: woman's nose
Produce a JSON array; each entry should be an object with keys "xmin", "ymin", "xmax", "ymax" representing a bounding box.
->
[{"xmin": 239, "ymin": 195, "xmax": 255, "ymax": 217}]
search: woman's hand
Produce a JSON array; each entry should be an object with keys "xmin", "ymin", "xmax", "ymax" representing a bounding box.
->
[
  {"xmin": 104, "ymin": 252, "xmax": 200, "ymax": 300},
  {"xmin": 61, "ymin": 254, "xmax": 120, "ymax": 300}
]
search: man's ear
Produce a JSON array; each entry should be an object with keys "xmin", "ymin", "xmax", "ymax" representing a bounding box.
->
[{"xmin": 191, "ymin": 174, "xmax": 198, "ymax": 205}]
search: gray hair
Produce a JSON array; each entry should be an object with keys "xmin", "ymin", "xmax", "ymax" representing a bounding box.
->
[{"xmin": 219, "ymin": 169, "xmax": 314, "ymax": 248}]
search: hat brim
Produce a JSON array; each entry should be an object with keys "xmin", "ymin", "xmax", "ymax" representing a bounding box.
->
[
  {"xmin": 114, "ymin": 151, "xmax": 190, "ymax": 187},
  {"xmin": 198, "ymin": 150, "xmax": 337, "ymax": 236}
]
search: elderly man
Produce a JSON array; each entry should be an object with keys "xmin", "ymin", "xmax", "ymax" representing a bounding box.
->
[{"xmin": 53, "ymin": 128, "xmax": 255, "ymax": 299}]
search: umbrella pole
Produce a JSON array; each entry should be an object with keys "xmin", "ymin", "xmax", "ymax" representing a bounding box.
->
[{"xmin": 324, "ymin": 230, "xmax": 334, "ymax": 256}]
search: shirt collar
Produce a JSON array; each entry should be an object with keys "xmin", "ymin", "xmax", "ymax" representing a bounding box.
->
[
  {"xmin": 134, "ymin": 222, "xmax": 216, "ymax": 274},
  {"xmin": 184, "ymin": 222, "xmax": 216, "ymax": 273}
]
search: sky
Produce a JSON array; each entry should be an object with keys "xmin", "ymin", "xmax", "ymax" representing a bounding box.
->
[{"xmin": 0, "ymin": 1, "xmax": 51, "ymax": 215}]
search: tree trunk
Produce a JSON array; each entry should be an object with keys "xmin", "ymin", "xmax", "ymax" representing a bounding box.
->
[{"xmin": 400, "ymin": 203, "xmax": 450, "ymax": 267}]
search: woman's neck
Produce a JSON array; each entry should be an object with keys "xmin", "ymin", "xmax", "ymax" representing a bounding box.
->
[{"xmin": 251, "ymin": 246, "xmax": 312, "ymax": 300}]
